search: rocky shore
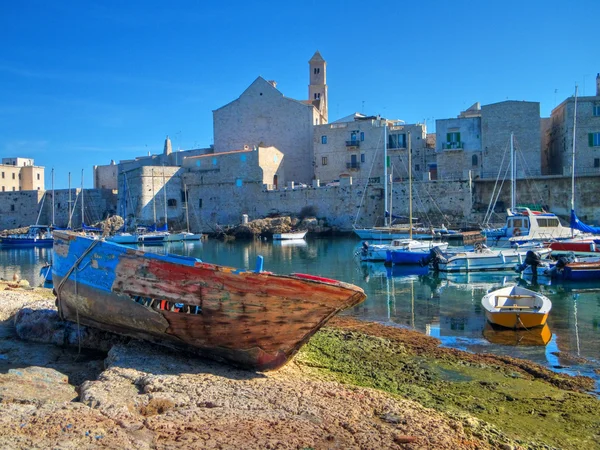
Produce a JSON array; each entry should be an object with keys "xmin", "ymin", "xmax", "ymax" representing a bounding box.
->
[{"xmin": 1, "ymin": 281, "xmax": 598, "ymax": 449}]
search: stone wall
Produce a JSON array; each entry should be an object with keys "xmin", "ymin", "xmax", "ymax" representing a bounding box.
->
[{"xmin": 0, "ymin": 189, "xmax": 117, "ymax": 230}]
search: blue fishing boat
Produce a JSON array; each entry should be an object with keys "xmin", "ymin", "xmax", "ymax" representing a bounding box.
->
[
  {"xmin": 51, "ymin": 231, "xmax": 366, "ymax": 371},
  {"xmin": 0, "ymin": 225, "xmax": 53, "ymax": 247}
]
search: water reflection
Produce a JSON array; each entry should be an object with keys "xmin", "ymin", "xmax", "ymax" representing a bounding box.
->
[
  {"xmin": 483, "ymin": 322, "xmax": 552, "ymax": 346},
  {"xmin": 1, "ymin": 237, "xmax": 599, "ymax": 388}
]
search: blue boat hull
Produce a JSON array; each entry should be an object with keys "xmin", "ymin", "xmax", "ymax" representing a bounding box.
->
[
  {"xmin": 51, "ymin": 231, "xmax": 366, "ymax": 371},
  {"xmin": 386, "ymin": 250, "xmax": 429, "ymax": 265},
  {"xmin": 0, "ymin": 237, "xmax": 53, "ymax": 247}
]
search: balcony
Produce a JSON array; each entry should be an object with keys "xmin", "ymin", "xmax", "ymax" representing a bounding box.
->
[
  {"xmin": 346, "ymin": 162, "xmax": 360, "ymax": 170},
  {"xmin": 442, "ymin": 141, "xmax": 464, "ymax": 150},
  {"xmin": 345, "ymin": 140, "xmax": 360, "ymax": 148}
]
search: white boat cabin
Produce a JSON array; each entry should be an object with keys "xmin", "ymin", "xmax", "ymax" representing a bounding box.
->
[{"xmin": 505, "ymin": 208, "xmax": 576, "ymax": 243}]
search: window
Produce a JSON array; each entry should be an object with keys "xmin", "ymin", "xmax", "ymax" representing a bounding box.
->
[
  {"xmin": 1, "ymin": 172, "xmax": 3, "ymax": 178},
  {"xmin": 313, "ymin": 68, "xmax": 320, "ymax": 75},
  {"xmin": 360, "ymin": 132, "xmax": 365, "ymax": 141},
  {"xmin": 472, "ymin": 155, "xmax": 478, "ymax": 166},
  {"xmin": 1, "ymin": 186, "xmax": 4, "ymax": 192},
  {"xmin": 360, "ymin": 153, "xmax": 365, "ymax": 163},
  {"xmin": 321, "ymin": 135, "xmax": 327, "ymax": 144},
  {"xmin": 37, "ymin": 174, "xmax": 40, "ymax": 180},
  {"xmin": 12, "ymin": 173, "xmax": 15, "ymax": 180},
  {"xmin": 594, "ymin": 105, "xmax": 600, "ymax": 116},
  {"xmin": 181, "ymin": 190, "xmax": 186, "ymax": 202},
  {"xmin": 314, "ymin": 93, "xmax": 320, "ymax": 100},
  {"xmin": 589, "ymin": 133, "xmax": 600, "ymax": 147},
  {"xmin": 595, "ymin": 158, "xmax": 600, "ymax": 168},
  {"xmin": 11, "ymin": 205, "xmax": 14, "ymax": 211},
  {"xmin": 388, "ymin": 133, "xmax": 406, "ymax": 149},
  {"xmin": 199, "ymin": 199, "xmax": 203, "ymax": 208},
  {"xmin": 167, "ymin": 199, "xmax": 177, "ymax": 207},
  {"xmin": 322, "ymin": 156, "xmax": 328, "ymax": 165},
  {"xmin": 12, "ymin": 187, "xmax": 15, "ymax": 191},
  {"xmin": 415, "ymin": 164, "xmax": 420, "ymax": 171}
]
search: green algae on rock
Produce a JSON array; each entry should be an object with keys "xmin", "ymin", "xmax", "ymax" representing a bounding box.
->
[{"xmin": 296, "ymin": 326, "xmax": 600, "ymax": 450}]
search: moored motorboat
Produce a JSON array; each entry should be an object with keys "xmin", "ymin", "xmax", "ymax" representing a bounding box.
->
[
  {"xmin": 428, "ymin": 244, "xmax": 551, "ymax": 272},
  {"xmin": 273, "ymin": 231, "xmax": 307, "ymax": 240},
  {"xmin": 51, "ymin": 231, "xmax": 366, "ymax": 371},
  {"xmin": 0, "ymin": 225, "xmax": 53, "ymax": 247},
  {"xmin": 481, "ymin": 285, "xmax": 551, "ymax": 329},
  {"xmin": 359, "ymin": 238, "xmax": 447, "ymax": 262}
]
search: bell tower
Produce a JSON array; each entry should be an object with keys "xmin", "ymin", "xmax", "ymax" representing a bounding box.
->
[
  {"xmin": 596, "ymin": 73, "xmax": 600, "ymax": 96},
  {"xmin": 308, "ymin": 51, "xmax": 328, "ymax": 124}
]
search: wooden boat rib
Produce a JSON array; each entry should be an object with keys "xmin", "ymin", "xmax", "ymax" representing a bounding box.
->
[
  {"xmin": 52, "ymin": 231, "xmax": 366, "ymax": 371},
  {"xmin": 481, "ymin": 285, "xmax": 551, "ymax": 329}
]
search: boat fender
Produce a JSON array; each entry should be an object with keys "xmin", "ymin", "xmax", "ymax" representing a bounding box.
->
[
  {"xmin": 513, "ymin": 227, "xmax": 521, "ymax": 236},
  {"xmin": 160, "ymin": 300, "xmax": 168, "ymax": 310},
  {"xmin": 591, "ymin": 242, "xmax": 596, "ymax": 252}
]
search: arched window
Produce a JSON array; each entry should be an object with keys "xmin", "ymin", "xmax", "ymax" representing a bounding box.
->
[
  {"xmin": 472, "ymin": 155, "xmax": 478, "ymax": 166},
  {"xmin": 167, "ymin": 199, "xmax": 177, "ymax": 207}
]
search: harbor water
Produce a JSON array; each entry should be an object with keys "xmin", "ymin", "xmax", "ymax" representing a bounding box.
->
[{"xmin": 1, "ymin": 236, "xmax": 599, "ymax": 392}]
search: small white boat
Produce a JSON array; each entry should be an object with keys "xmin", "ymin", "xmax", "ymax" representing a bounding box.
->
[
  {"xmin": 273, "ymin": 231, "xmax": 307, "ymax": 240},
  {"xmin": 360, "ymin": 239, "xmax": 447, "ymax": 262},
  {"xmin": 481, "ymin": 285, "xmax": 551, "ymax": 329}
]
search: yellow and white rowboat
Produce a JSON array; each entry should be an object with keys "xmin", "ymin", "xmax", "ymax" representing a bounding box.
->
[{"xmin": 481, "ymin": 285, "xmax": 551, "ymax": 329}]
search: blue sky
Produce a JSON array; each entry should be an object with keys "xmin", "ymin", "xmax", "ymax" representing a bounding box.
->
[{"xmin": 1, "ymin": 0, "xmax": 597, "ymax": 188}]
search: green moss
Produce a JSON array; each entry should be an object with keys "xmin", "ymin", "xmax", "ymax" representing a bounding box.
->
[{"xmin": 296, "ymin": 328, "xmax": 600, "ymax": 450}]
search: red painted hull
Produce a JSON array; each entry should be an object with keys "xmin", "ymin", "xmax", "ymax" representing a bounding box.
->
[{"xmin": 52, "ymin": 231, "xmax": 366, "ymax": 371}]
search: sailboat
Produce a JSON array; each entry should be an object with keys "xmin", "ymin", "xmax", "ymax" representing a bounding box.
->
[
  {"xmin": 384, "ymin": 133, "xmax": 449, "ymax": 264},
  {"xmin": 548, "ymin": 86, "xmax": 600, "ymax": 256},
  {"xmin": 482, "ymin": 133, "xmax": 574, "ymax": 245},
  {"xmin": 359, "ymin": 134, "xmax": 448, "ymax": 263},
  {"xmin": 353, "ymin": 122, "xmax": 443, "ymax": 241},
  {"xmin": 106, "ymin": 172, "xmax": 139, "ymax": 244}
]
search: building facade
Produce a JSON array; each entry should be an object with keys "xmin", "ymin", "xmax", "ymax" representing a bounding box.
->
[
  {"xmin": 314, "ymin": 115, "xmax": 434, "ymax": 186},
  {"xmin": 547, "ymin": 75, "xmax": 600, "ymax": 176},
  {"xmin": 0, "ymin": 158, "xmax": 44, "ymax": 192},
  {"xmin": 213, "ymin": 52, "xmax": 328, "ymax": 185}
]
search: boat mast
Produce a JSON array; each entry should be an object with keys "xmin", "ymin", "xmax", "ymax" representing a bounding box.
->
[
  {"xmin": 68, "ymin": 172, "xmax": 72, "ymax": 229},
  {"xmin": 51, "ymin": 168, "xmax": 55, "ymax": 227},
  {"xmin": 81, "ymin": 169, "xmax": 84, "ymax": 228},
  {"xmin": 510, "ymin": 132, "xmax": 515, "ymax": 211},
  {"xmin": 408, "ymin": 131, "xmax": 413, "ymax": 240},
  {"xmin": 162, "ymin": 166, "xmax": 168, "ymax": 231},
  {"xmin": 571, "ymin": 85, "xmax": 578, "ymax": 238},
  {"xmin": 184, "ymin": 184, "xmax": 190, "ymax": 233},
  {"xmin": 152, "ymin": 168, "xmax": 156, "ymax": 226},
  {"xmin": 384, "ymin": 120, "xmax": 388, "ymax": 227}
]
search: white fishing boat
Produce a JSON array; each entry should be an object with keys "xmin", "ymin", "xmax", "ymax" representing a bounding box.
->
[
  {"xmin": 428, "ymin": 244, "xmax": 551, "ymax": 272},
  {"xmin": 273, "ymin": 231, "xmax": 307, "ymax": 240},
  {"xmin": 359, "ymin": 238, "xmax": 447, "ymax": 262},
  {"xmin": 481, "ymin": 285, "xmax": 551, "ymax": 329}
]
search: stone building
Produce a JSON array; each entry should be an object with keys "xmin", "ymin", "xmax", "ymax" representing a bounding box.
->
[
  {"xmin": 213, "ymin": 51, "xmax": 328, "ymax": 185},
  {"xmin": 93, "ymin": 160, "xmax": 118, "ymax": 190},
  {"xmin": 0, "ymin": 158, "xmax": 44, "ymax": 192},
  {"xmin": 435, "ymin": 103, "xmax": 483, "ymax": 180},
  {"xmin": 435, "ymin": 101, "xmax": 542, "ymax": 180},
  {"xmin": 546, "ymin": 74, "xmax": 600, "ymax": 176},
  {"xmin": 313, "ymin": 114, "xmax": 434, "ymax": 186}
]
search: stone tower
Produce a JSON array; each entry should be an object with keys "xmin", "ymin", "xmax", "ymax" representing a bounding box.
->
[
  {"xmin": 308, "ymin": 51, "xmax": 328, "ymax": 124},
  {"xmin": 163, "ymin": 135, "xmax": 172, "ymax": 156}
]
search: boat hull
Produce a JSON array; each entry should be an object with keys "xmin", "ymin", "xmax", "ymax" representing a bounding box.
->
[
  {"xmin": 273, "ymin": 231, "xmax": 307, "ymax": 240},
  {"xmin": 51, "ymin": 232, "xmax": 366, "ymax": 371},
  {"xmin": 0, "ymin": 237, "xmax": 53, "ymax": 247},
  {"xmin": 481, "ymin": 285, "xmax": 551, "ymax": 329}
]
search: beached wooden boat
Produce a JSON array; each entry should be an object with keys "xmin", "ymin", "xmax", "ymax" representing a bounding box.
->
[
  {"xmin": 481, "ymin": 285, "xmax": 551, "ymax": 329},
  {"xmin": 51, "ymin": 231, "xmax": 365, "ymax": 371}
]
